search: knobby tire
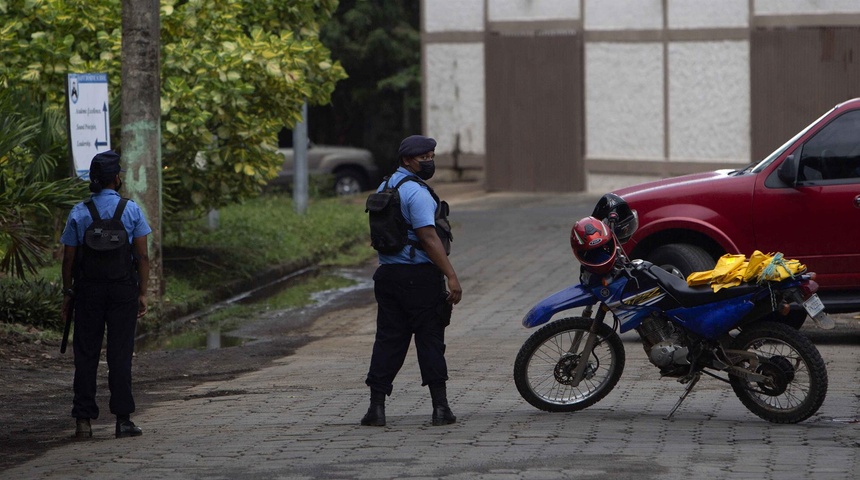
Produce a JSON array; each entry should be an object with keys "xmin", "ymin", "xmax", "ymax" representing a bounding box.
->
[
  {"xmin": 729, "ymin": 322, "xmax": 827, "ymax": 424},
  {"xmin": 513, "ymin": 317, "xmax": 625, "ymax": 413}
]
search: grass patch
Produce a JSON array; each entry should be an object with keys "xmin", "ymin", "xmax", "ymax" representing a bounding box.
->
[
  {"xmin": 162, "ymin": 192, "xmax": 370, "ymax": 317},
  {"xmin": 263, "ymin": 273, "xmax": 357, "ymax": 310},
  {"xmin": 136, "ymin": 271, "xmax": 358, "ymax": 351},
  {"xmin": 0, "ymin": 322, "xmax": 62, "ymax": 343},
  {"xmin": 166, "ymin": 192, "xmax": 367, "ymax": 270},
  {"xmin": 320, "ymin": 240, "xmax": 375, "ymax": 267},
  {"xmin": 3, "ymin": 191, "xmax": 374, "ymax": 332}
]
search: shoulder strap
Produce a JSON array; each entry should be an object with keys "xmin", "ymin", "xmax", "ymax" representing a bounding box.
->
[
  {"xmin": 400, "ymin": 176, "xmax": 440, "ymax": 203},
  {"xmin": 83, "ymin": 198, "xmax": 130, "ymax": 222},
  {"xmin": 393, "ymin": 175, "xmax": 418, "ymax": 189},
  {"xmin": 83, "ymin": 199, "xmax": 102, "ymax": 222},
  {"xmin": 391, "ymin": 175, "xmax": 443, "ymax": 213},
  {"xmin": 112, "ymin": 198, "xmax": 129, "ymax": 221}
]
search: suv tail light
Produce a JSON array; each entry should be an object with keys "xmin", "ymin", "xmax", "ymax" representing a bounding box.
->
[{"xmin": 798, "ymin": 278, "xmax": 819, "ymax": 300}]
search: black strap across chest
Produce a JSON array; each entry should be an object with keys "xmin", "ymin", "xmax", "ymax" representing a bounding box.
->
[{"xmin": 84, "ymin": 198, "xmax": 129, "ymax": 223}]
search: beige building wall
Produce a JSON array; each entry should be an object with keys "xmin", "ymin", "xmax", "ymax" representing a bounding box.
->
[{"xmin": 421, "ymin": 0, "xmax": 860, "ymax": 191}]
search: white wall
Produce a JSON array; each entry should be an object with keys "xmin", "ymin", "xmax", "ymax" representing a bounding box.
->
[
  {"xmin": 585, "ymin": 0, "xmax": 663, "ymax": 30},
  {"xmin": 585, "ymin": 0, "xmax": 751, "ymax": 167},
  {"xmin": 425, "ymin": 43, "xmax": 486, "ymax": 156},
  {"xmin": 586, "ymin": 43, "xmax": 664, "ymax": 160},
  {"xmin": 756, "ymin": 0, "xmax": 860, "ymax": 15},
  {"xmin": 424, "ymin": 0, "xmax": 484, "ymax": 32},
  {"xmin": 668, "ymin": 0, "xmax": 749, "ymax": 28},
  {"xmin": 424, "ymin": 0, "xmax": 860, "ymax": 191},
  {"xmin": 668, "ymin": 41, "xmax": 750, "ymax": 162},
  {"xmin": 488, "ymin": 0, "xmax": 580, "ymax": 22}
]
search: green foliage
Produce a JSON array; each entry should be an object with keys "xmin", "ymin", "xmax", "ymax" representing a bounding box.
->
[
  {"xmin": 162, "ymin": 192, "xmax": 369, "ymax": 310},
  {"xmin": 0, "ymin": 88, "xmax": 87, "ymax": 279},
  {"xmin": 0, "ymin": 277, "xmax": 64, "ymax": 330},
  {"xmin": 308, "ymin": 0, "xmax": 421, "ymax": 169},
  {"xmin": 0, "ymin": 0, "xmax": 347, "ymax": 218},
  {"xmin": 1, "ymin": 191, "xmax": 373, "ymax": 332},
  {"xmin": 167, "ymin": 193, "xmax": 366, "ymax": 268}
]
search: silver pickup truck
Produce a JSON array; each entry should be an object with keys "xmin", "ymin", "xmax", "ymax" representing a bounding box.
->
[{"xmin": 272, "ymin": 142, "xmax": 379, "ymax": 196}]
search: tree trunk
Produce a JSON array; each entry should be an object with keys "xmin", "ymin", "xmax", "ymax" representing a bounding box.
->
[{"xmin": 121, "ymin": 0, "xmax": 163, "ymax": 307}]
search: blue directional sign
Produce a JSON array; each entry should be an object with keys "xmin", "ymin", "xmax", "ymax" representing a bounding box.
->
[{"xmin": 67, "ymin": 73, "xmax": 111, "ymax": 179}]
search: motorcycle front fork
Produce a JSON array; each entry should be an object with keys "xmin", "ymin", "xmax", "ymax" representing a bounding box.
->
[{"xmin": 567, "ymin": 305, "xmax": 602, "ymax": 387}]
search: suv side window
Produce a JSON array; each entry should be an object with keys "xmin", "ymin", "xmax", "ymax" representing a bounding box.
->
[{"xmin": 798, "ymin": 110, "xmax": 860, "ymax": 182}]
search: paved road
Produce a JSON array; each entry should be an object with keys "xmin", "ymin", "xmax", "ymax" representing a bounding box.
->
[{"xmin": 5, "ymin": 189, "xmax": 859, "ymax": 480}]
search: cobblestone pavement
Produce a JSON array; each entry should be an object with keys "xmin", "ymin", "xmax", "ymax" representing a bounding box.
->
[{"xmin": 5, "ymin": 188, "xmax": 859, "ymax": 480}]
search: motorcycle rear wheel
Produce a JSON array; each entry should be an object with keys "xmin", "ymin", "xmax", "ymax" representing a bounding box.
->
[
  {"xmin": 514, "ymin": 317, "xmax": 625, "ymax": 412},
  {"xmin": 729, "ymin": 322, "xmax": 827, "ymax": 424}
]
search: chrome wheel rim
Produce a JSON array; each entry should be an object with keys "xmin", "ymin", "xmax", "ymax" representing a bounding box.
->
[{"xmin": 525, "ymin": 329, "xmax": 616, "ymax": 405}]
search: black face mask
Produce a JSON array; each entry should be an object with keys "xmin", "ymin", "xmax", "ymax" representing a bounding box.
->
[
  {"xmin": 416, "ymin": 160, "xmax": 435, "ymax": 180},
  {"xmin": 115, "ymin": 177, "xmax": 123, "ymax": 192}
]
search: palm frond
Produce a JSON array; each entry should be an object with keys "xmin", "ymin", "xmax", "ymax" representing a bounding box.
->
[{"xmin": 0, "ymin": 88, "xmax": 84, "ymax": 280}]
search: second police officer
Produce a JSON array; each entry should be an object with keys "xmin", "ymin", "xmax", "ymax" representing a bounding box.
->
[{"xmin": 361, "ymin": 135, "xmax": 463, "ymax": 427}]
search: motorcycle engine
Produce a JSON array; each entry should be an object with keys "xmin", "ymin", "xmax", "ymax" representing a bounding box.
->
[{"xmin": 636, "ymin": 315, "xmax": 690, "ymax": 368}]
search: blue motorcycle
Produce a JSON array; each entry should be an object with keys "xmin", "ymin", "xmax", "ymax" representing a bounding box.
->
[{"xmin": 513, "ymin": 195, "xmax": 832, "ymax": 424}]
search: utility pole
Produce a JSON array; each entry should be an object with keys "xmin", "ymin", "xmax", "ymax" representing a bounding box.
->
[
  {"xmin": 121, "ymin": 0, "xmax": 163, "ymax": 304},
  {"xmin": 293, "ymin": 101, "xmax": 309, "ymax": 214}
]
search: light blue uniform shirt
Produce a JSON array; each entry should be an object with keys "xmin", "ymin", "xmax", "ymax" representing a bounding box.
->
[
  {"xmin": 60, "ymin": 189, "xmax": 152, "ymax": 246},
  {"xmin": 377, "ymin": 167, "xmax": 437, "ymax": 265}
]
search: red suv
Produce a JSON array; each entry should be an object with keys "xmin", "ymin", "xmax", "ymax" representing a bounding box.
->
[{"xmin": 613, "ymin": 98, "xmax": 860, "ymax": 313}]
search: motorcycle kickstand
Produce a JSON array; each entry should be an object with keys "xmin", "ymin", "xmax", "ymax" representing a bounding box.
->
[{"xmin": 665, "ymin": 372, "xmax": 701, "ymax": 421}]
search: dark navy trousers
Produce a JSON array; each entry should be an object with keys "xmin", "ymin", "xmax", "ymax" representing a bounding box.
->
[
  {"xmin": 366, "ymin": 263, "xmax": 450, "ymax": 396},
  {"xmin": 71, "ymin": 281, "xmax": 138, "ymax": 420}
]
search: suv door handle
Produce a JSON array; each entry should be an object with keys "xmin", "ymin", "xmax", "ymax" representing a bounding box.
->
[{"xmin": 855, "ymin": 195, "xmax": 860, "ymax": 208}]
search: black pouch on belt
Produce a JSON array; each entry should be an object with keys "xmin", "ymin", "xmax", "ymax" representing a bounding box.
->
[{"xmin": 438, "ymin": 291, "xmax": 453, "ymax": 326}]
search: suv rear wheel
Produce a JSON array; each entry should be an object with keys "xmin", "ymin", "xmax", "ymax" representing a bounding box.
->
[
  {"xmin": 647, "ymin": 244, "xmax": 715, "ymax": 279},
  {"xmin": 333, "ymin": 167, "xmax": 368, "ymax": 196}
]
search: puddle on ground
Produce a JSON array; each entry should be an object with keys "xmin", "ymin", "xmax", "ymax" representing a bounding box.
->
[
  {"xmin": 135, "ymin": 325, "xmax": 247, "ymax": 351},
  {"xmin": 829, "ymin": 417, "xmax": 860, "ymax": 424},
  {"xmin": 135, "ymin": 267, "xmax": 371, "ymax": 352}
]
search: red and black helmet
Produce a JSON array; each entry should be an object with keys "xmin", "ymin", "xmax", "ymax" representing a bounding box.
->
[{"xmin": 570, "ymin": 216, "xmax": 617, "ymax": 274}]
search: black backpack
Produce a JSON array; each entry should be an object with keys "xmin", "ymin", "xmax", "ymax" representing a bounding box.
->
[
  {"xmin": 366, "ymin": 176, "xmax": 452, "ymax": 256},
  {"xmin": 74, "ymin": 198, "xmax": 135, "ymax": 282}
]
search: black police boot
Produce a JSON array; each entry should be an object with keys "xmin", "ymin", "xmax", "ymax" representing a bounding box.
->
[
  {"xmin": 360, "ymin": 389, "xmax": 386, "ymax": 426},
  {"xmin": 115, "ymin": 415, "xmax": 143, "ymax": 439},
  {"xmin": 75, "ymin": 418, "xmax": 92, "ymax": 439},
  {"xmin": 429, "ymin": 383, "xmax": 456, "ymax": 426}
]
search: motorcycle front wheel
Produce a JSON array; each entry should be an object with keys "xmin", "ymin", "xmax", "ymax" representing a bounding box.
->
[
  {"xmin": 514, "ymin": 317, "xmax": 625, "ymax": 412},
  {"xmin": 729, "ymin": 322, "xmax": 828, "ymax": 424}
]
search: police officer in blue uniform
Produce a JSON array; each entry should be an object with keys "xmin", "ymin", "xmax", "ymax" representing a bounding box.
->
[
  {"xmin": 60, "ymin": 150, "xmax": 151, "ymax": 439},
  {"xmin": 361, "ymin": 135, "xmax": 463, "ymax": 427}
]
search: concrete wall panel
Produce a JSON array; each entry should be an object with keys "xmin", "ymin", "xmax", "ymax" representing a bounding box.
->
[
  {"xmin": 668, "ymin": 41, "xmax": 750, "ymax": 162},
  {"xmin": 669, "ymin": 0, "xmax": 749, "ymax": 29},
  {"xmin": 426, "ymin": 44, "xmax": 486, "ymax": 156},
  {"xmin": 425, "ymin": 0, "xmax": 484, "ymax": 32},
  {"xmin": 489, "ymin": 0, "xmax": 580, "ymax": 22},
  {"xmin": 586, "ymin": 43, "xmax": 664, "ymax": 160},
  {"xmin": 756, "ymin": 0, "xmax": 860, "ymax": 15},
  {"xmin": 585, "ymin": 0, "xmax": 663, "ymax": 30}
]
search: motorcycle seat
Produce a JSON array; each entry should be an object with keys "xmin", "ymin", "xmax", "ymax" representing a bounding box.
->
[{"xmin": 648, "ymin": 264, "xmax": 760, "ymax": 308}]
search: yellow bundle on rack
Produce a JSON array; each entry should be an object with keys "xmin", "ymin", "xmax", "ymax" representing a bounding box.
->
[{"xmin": 686, "ymin": 251, "xmax": 806, "ymax": 292}]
